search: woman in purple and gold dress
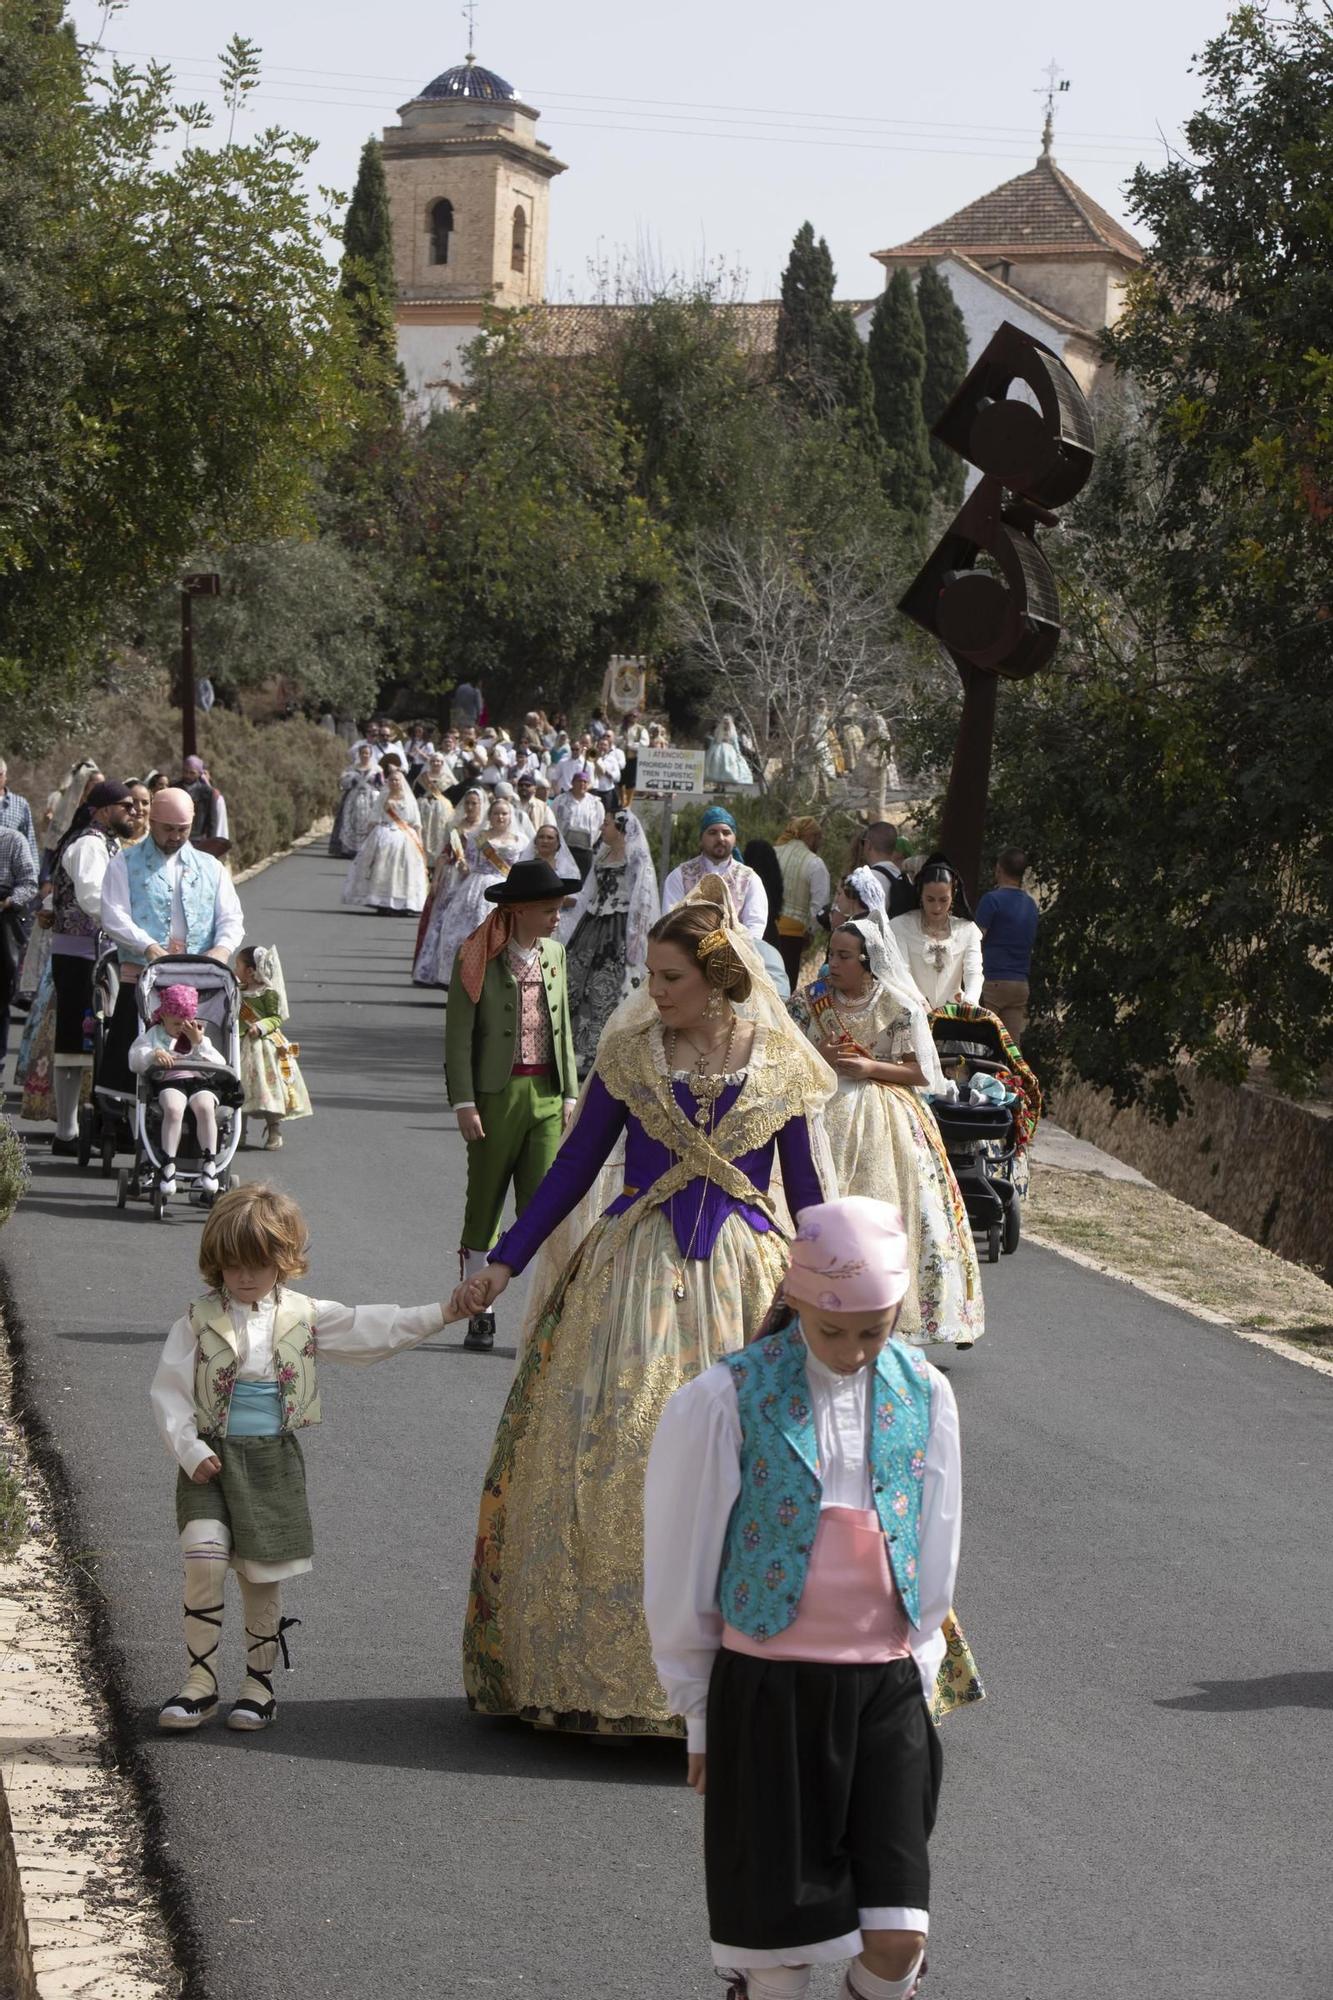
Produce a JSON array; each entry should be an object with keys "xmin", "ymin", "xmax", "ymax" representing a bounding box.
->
[{"xmin": 456, "ymin": 876, "xmax": 839, "ymax": 1736}]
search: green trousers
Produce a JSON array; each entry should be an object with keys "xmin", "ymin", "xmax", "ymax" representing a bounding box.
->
[{"xmin": 461, "ymin": 1072, "xmax": 565, "ymax": 1253}]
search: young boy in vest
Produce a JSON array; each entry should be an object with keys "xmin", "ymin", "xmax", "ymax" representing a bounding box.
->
[
  {"xmin": 644, "ymin": 1197, "xmax": 962, "ymax": 2000},
  {"xmin": 150, "ymin": 1184, "xmax": 462, "ymax": 1734}
]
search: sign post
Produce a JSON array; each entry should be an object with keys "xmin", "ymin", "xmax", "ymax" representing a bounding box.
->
[{"xmin": 634, "ymin": 749, "xmax": 708, "ymax": 898}]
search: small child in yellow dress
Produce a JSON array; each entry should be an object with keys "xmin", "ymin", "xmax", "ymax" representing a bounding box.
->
[{"xmin": 234, "ymin": 944, "xmax": 311, "ymax": 1152}]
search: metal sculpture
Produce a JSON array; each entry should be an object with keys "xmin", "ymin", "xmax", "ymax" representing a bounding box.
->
[{"xmin": 898, "ymin": 320, "xmax": 1095, "ymax": 901}]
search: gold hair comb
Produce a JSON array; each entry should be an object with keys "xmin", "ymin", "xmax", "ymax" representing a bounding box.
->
[{"xmin": 697, "ymin": 926, "xmax": 731, "ymax": 960}]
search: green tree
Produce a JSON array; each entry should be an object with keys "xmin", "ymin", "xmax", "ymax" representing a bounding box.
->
[
  {"xmin": 916, "ymin": 262, "xmax": 969, "ymax": 507},
  {"xmin": 337, "ymin": 137, "xmax": 402, "ymax": 409},
  {"xmin": 910, "ymin": 3, "xmax": 1333, "ymax": 1111},
  {"xmin": 395, "ymin": 314, "xmax": 673, "ymax": 718},
  {"xmin": 0, "ymin": 22, "xmax": 360, "ymax": 748},
  {"xmin": 775, "ymin": 221, "xmax": 880, "ymax": 460},
  {"xmin": 866, "ymin": 270, "xmax": 933, "ymax": 518}
]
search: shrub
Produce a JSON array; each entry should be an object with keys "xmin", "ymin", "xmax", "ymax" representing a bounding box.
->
[
  {"xmin": 0, "ymin": 1115, "xmax": 30, "ymax": 1231},
  {"xmin": 8, "ymin": 682, "xmax": 347, "ymax": 872}
]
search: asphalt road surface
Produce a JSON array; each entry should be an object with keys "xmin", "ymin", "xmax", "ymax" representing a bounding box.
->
[{"xmin": 3, "ymin": 845, "xmax": 1331, "ymax": 2000}]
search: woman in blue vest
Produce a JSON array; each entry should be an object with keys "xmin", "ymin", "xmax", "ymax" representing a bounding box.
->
[{"xmin": 645, "ymin": 1198, "xmax": 977, "ymax": 2000}]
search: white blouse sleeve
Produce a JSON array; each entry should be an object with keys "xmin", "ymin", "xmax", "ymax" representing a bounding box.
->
[
  {"xmin": 959, "ymin": 922, "xmax": 984, "ymax": 1004},
  {"xmin": 643, "ymin": 1365, "xmax": 742, "ymax": 1753},
  {"xmin": 307, "ymin": 1297, "xmax": 448, "ymax": 1365},
  {"xmin": 910, "ymin": 1364, "xmax": 962, "ymax": 1702},
  {"xmin": 149, "ymin": 1315, "xmax": 215, "ymax": 1476}
]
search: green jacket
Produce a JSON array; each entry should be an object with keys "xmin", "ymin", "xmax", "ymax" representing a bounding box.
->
[{"xmin": 444, "ymin": 937, "xmax": 579, "ymax": 1104}]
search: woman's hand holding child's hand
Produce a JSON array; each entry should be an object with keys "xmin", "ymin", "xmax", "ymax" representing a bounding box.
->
[{"xmin": 191, "ymin": 1454, "xmax": 222, "ymax": 1484}]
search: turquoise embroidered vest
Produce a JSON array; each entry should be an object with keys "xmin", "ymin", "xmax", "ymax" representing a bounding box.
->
[
  {"xmin": 187, "ymin": 1291, "xmax": 321, "ymax": 1437},
  {"xmin": 720, "ymin": 1322, "xmax": 932, "ymax": 1639},
  {"xmin": 121, "ymin": 838, "xmax": 221, "ymax": 965}
]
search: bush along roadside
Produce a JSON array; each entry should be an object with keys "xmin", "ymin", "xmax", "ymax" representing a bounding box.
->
[{"xmin": 11, "ymin": 689, "xmax": 347, "ymax": 875}]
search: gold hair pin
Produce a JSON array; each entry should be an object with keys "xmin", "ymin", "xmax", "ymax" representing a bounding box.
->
[{"xmin": 697, "ymin": 927, "xmax": 731, "ymax": 960}]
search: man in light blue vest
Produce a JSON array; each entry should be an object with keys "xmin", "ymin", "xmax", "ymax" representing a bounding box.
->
[
  {"xmin": 99, "ymin": 787, "xmax": 245, "ymax": 1093},
  {"xmin": 645, "ymin": 1197, "xmax": 966, "ymax": 2000}
]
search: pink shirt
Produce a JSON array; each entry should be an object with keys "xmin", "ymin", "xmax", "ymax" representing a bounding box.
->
[{"xmin": 722, "ymin": 1505, "xmax": 911, "ymax": 1665}]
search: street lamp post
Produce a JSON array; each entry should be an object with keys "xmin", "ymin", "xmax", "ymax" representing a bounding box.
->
[{"xmin": 179, "ymin": 573, "xmax": 222, "ymax": 763}]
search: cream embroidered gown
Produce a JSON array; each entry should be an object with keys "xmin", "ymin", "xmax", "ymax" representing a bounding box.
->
[{"xmin": 788, "ymin": 979, "xmax": 984, "ymax": 1346}]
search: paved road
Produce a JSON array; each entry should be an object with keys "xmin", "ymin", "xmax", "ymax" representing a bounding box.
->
[{"xmin": 3, "ymin": 845, "xmax": 1332, "ymax": 2000}]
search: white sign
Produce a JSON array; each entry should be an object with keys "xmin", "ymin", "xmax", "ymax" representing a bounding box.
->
[{"xmin": 636, "ymin": 747, "xmax": 707, "ymax": 796}]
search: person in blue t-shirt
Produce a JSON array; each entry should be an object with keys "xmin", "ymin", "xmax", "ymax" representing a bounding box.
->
[{"xmin": 975, "ymin": 848, "xmax": 1039, "ymax": 1042}]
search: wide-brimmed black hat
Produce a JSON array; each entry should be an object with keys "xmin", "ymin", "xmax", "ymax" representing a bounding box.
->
[{"xmin": 484, "ymin": 858, "xmax": 581, "ymax": 905}]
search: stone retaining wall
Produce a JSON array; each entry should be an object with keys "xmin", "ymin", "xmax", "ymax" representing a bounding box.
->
[
  {"xmin": 0, "ymin": 1775, "xmax": 38, "ymax": 2000},
  {"xmin": 1052, "ymin": 1072, "xmax": 1333, "ymax": 1287}
]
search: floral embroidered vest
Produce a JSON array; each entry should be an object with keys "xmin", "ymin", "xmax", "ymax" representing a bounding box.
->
[
  {"xmin": 678, "ymin": 854, "xmax": 756, "ymax": 905},
  {"xmin": 52, "ymin": 826, "xmax": 116, "ymax": 939},
  {"xmin": 187, "ymin": 1291, "xmax": 321, "ymax": 1438},
  {"xmin": 121, "ymin": 838, "xmax": 221, "ymax": 965},
  {"xmin": 720, "ymin": 1322, "xmax": 932, "ymax": 1639}
]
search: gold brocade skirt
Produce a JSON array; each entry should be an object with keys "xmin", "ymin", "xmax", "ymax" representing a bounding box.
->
[
  {"xmin": 461, "ymin": 1205, "xmax": 987, "ymax": 1736},
  {"xmin": 463, "ymin": 1208, "xmax": 787, "ymax": 1736}
]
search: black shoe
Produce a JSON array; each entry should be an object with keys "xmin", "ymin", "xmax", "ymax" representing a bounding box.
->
[
  {"xmin": 463, "ymin": 1312, "xmax": 495, "ymax": 1352},
  {"xmin": 51, "ymin": 1136, "xmax": 79, "ymax": 1157}
]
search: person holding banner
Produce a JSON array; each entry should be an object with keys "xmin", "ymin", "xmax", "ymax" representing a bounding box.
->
[{"xmin": 662, "ymin": 806, "xmax": 768, "ymax": 940}]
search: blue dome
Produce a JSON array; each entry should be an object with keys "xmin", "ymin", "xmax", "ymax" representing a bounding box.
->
[{"xmin": 419, "ymin": 58, "xmax": 514, "ymax": 102}]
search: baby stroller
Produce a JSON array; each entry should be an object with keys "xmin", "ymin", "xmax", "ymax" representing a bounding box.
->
[
  {"xmin": 926, "ymin": 1004, "xmax": 1043, "ymax": 1265},
  {"xmin": 77, "ymin": 944, "xmax": 135, "ymax": 1176},
  {"xmin": 115, "ymin": 956, "xmax": 244, "ymax": 1221}
]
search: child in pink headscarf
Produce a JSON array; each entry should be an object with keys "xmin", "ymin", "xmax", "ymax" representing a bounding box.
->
[
  {"xmin": 645, "ymin": 1198, "xmax": 966, "ymax": 2000},
  {"xmin": 129, "ymin": 983, "xmax": 239, "ymax": 1196}
]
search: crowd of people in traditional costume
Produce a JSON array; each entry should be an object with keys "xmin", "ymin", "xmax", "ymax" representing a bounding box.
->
[{"xmin": 2, "ymin": 680, "xmax": 1049, "ymax": 2000}]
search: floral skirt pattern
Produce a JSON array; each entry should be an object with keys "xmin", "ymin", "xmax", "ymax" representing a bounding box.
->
[
  {"xmin": 463, "ymin": 1208, "xmax": 788, "ymax": 1736},
  {"xmin": 565, "ymin": 909, "xmax": 639, "ymax": 1078},
  {"xmin": 823, "ymin": 1082, "xmax": 984, "ymax": 1347},
  {"xmin": 238, "ymin": 1033, "xmax": 312, "ymax": 1121}
]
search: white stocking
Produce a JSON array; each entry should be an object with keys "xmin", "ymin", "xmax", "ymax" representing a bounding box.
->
[
  {"xmin": 178, "ymin": 1520, "xmax": 231, "ymax": 1703},
  {"xmin": 747, "ymin": 1970, "xmax": 812, "ymax": 1998},
  {"xmin": 191, "ymin": 1090, "xmax": 219, "ymax": 1156},
  {"xmin": 52, "ymin": 1062, "xmax": 84, "ymax": 1141},
  {"xmin": 460, "ymin": 1246, "xmax": 489, "ymax": 1284},
  {"xmin": 842, "ymin": 1954, "xmax": 925, "ymax": 2000},
  {"xmin": 236, "ymin": 1575, "xmax": 299, "ymax": 1713},
  {"xmin": 158, "ymin": 1086, "xmax": 186, "ymax": 1159}
]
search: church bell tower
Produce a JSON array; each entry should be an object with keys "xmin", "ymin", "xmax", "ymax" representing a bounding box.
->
[{"xmin": 382, "ymin": 51, "xmax": 567, "ymax": 315}]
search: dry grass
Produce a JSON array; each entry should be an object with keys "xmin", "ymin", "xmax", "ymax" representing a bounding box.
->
[{"xmin": 1027, "ymin": 1171, "xmax": 1333, "ymax": 1349}]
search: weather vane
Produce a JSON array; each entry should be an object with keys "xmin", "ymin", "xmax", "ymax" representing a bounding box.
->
[
  {"xmin": 1037, "ymin": 58, "xmax": 1070, "ymax": 157},
  {"xmin": 463, "ymin": 0, "xmax": 478, "ymax": 58}
]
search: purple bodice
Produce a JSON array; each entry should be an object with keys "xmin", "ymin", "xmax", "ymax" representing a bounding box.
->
[{"xmin": 492, "ymin": 1072, "xmax": 824, "ymax": 1274}]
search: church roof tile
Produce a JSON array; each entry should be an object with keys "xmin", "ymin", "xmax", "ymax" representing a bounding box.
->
[{"xmin": 875, "ymin": 156, "xmax": 1144, "ymax": 265}]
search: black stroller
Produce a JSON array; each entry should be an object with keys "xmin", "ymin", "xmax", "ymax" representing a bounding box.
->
[
  {"xmin": 114, "ymin": 955, "xmax": 244, "ymax": 1220},
  {"xmin": 926, "ymin": 1006, "xmax": 1041, "ymax": 1264},
  {"xmin": 77, "ymin": 944, "xmax": 136, "ymax": 1176}
]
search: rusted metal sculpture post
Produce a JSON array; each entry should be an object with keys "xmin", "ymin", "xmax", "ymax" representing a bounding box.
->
[{"xmin": 898, "ymin": 321, "xmax": 1095, "ymax": 904}]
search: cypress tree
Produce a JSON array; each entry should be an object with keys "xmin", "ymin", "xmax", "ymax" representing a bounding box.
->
[
  {"xmin": 775, "ymin": 221, "xmax": 881, "ymax": 462},
  {"xmin": 339, "ymin": 138, "xmax": 400, "ymax": 386},
  {"xmin": 917, "ymin": 261, "xmax": 969, "ymax": 507},
  {"xmin": 866, "ymin": 269, "xmax": 933, "ymax": 517}
]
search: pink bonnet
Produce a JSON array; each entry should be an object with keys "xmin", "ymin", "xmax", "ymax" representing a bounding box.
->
[
  {"xmin": 152, "ymin": 983, "xmax": 199, "ymax": 1025},
  {"xmin": 782, "ymin": 1197, "xmax": 911, "ymax": 1313}
]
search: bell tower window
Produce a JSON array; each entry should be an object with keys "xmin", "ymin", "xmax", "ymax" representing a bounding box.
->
[
  {"xmin": 511, "ymin": 204, "xmax": 528, "ymax": 274},
  {"xmin": 431, "ymin": 198, "xmax": 455, "ymax": 266}
]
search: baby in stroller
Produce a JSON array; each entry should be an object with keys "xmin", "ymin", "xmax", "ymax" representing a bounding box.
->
[{"xmin": 129, "ymin": 980, "xmax": 242, "ymax": 1198}]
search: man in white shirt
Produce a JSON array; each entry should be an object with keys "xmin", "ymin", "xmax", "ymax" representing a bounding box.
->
[
  {"xmin": 99, "ymin": 787, "xmax": 245, "ymax": 1093},
  {"xmin": 551, "ymin": 767, "xmax": 605, "ymax": 881},
  {"xmin": 661, "ymin": 806, "xmax": 768, "ymax": 940}
]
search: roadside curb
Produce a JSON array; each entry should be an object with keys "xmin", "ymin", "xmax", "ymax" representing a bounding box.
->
[{"xmin": 0, "ymin": 813, "xmax": 335, "ymax": 1998}]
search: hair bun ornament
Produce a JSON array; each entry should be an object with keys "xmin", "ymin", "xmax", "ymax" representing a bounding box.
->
[{"xmin": 697, "ymin": 926, "xmax": 731, "ymax": 962}]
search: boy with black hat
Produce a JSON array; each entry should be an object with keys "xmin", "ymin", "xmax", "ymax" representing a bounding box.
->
[{"xmin": 444, "ymin": 856, "xmax": 581, "ymax": 1350}]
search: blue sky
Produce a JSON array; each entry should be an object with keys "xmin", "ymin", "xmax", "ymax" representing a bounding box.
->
[{"xmin": 71, "ymin": 0, "xmax": 1235, "ymax": 297}]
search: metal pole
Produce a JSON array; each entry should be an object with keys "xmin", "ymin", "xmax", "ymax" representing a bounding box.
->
[
  {"xmin": 936, "ymin": 664, "xmax": 999, "ymax": 909},
  {"xmin": 658, "ymin": 795, "xmax": 674, "ymax": 901},
  {"xmin": 180, "ymin": 588, "xmax": 197, "ymax": 763}
]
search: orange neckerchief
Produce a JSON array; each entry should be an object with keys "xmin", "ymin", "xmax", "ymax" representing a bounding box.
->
[{"xmin": 458, "ymin": 907, "xmax": 517, "ymax": 1005}]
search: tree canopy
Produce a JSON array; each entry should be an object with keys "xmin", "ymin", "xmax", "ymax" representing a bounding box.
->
[
  {"xmin": 867, "ymin": 270, "xmax": 934, "ymax": 520},
  {"xmin": 915, "ymin": 3, "xmax": 1333, "ymax": 1111},
  {"xmin": 916, "ymin": 262, "xmax": 969, "ymax": 508}
]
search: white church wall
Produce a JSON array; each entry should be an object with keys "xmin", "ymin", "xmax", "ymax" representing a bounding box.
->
[{"xmin": 397, "ymin": 320, "xmax": 484, "ymax": 416}]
